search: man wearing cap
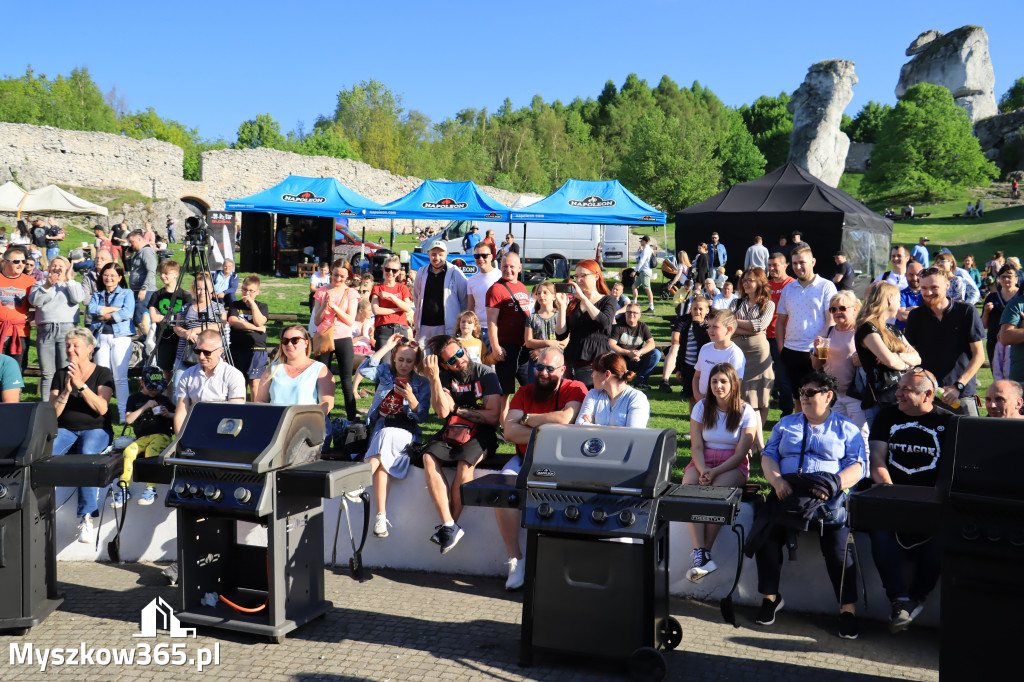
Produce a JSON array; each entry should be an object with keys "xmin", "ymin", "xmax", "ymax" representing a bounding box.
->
[
  {"xmin": 634, "ymin": 235, "xmax": 656, "ymax": 313},
  {"xmin": 412, "ymin": 241, "xmax": 468, "ymax": 342},
  {"xmin": 115, "ymin": 371, "xmax": 176, "ymax": 507},
  {"xmin": 745, "ymin": 236, "xmax": 770, "ymax": 272},
  {"xmin": 462, "ymin": 225, "xmax": 481, "ymax": 253},
  {"xmin": 911, "ymin": 237, "xmax": 930, "ymax": 268},
  {"xmin": 790, "ymin": 230, "xmax": 809, "ymax": 253},
  {"xmin": 832, "ymin": 252, "xmax": 855, "ymax": 291},
  {"xmin": 985, "ymin": 380, "xmax": 1024, "ymax": 419}
]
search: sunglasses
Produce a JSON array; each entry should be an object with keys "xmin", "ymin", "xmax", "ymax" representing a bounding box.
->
[
  {"xmin": 281, "ymin": 336, "xmax": 305, "ymax": 346},
  {"xmin": 920, "ymin": 267, "xmax": 945, "ymax": 277},
  {"xmin": 5, "ymin": 259, "xmax": 25, "ymax": 265},
  {"xmin": 904, "ymin": 366, "xmax": 938, "ymax": 391},
  {"xmin": 829, "ymin": 305, "xmax": 852, "ymax": 313},
  {"xmin": 384, "ymin": 267, "xmax": 400, "ymax": 273},
  {"xmin": 474, "ymin": 253, "xmax": 491, "ymax": 260},
  {"xmin": 196, "ymin": 347, "xmax": 221, "ymax": 357},
  {"xmin": 799, "ymin": 387, "xmax": 831, "ymax": 398},
  {"xmin": 535, "ymin": 363, "xmax": 562, "ymax": 374},
  {"xmin": 442, "ymin": 348, "xmax": 466, "ymax": 366}
]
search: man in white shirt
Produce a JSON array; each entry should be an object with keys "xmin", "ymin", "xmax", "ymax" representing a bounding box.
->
[
  {"xmin": 874, "ymin": 245, "xmax": 910, "ymax": 291},
  {"xmin": 744, "ymin": 235, "xmax": 770, "ymax": 272},
  {"xmin": 465, "ymin": 244, "xmax": 502, "ymax": 346},
  {"xmin": 174, "ymin": 329, "xmax": 246, "ymax": 434},
  {"xmin": 775, "ymin": 244, "xmax": 836, "ymax": 412},
  {"xmin": 634, "ymin": 235, "xmax": 656, "ymax": 313}
]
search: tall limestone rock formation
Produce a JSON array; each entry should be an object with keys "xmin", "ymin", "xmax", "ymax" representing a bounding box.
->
[
  {"xmin": 787, "ymin": 60, "xmax": 857, "ymax": 188},
  {"xmin": 895, "ymin": 26, "xmax": 997, "ymax": 123}
]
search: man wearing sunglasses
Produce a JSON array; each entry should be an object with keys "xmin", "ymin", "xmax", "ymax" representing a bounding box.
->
[
  {"xmin": 465, "ymin": 245, "xmax": 501, "ymax": 346},
  {"xmin": 412, "ymin": 242, "xmax": 467, "ymax": 344},
  {"xmin": 0, "ymin": 245, "xmax": 38, "ymax": 366},
  {"xmin": 867, "ymin": 367, "xmax": 950, "ymax": 633},
  {"xmin": 498, "ymin": 348, "xmax": 587, "ymax": 590},
  {"xmin": 420, "ymin": 335, "xmax": 502, "ymax": 554},
  {"xmin": 173, "ymin": 329, "xmax": 245, "ymax": 434}
]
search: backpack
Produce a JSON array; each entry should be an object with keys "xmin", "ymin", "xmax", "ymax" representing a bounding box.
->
[{"xmin": 649, "ymin": 248, "xmax": 659, "ymax": 270}]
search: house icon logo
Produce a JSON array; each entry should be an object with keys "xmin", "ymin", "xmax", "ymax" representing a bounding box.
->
[{"xmin": 134, "ymin": 597, "xmax": 197, "ymax": 638}]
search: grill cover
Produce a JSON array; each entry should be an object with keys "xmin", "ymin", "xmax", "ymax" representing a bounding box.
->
[
  {"xmin": 518, "ymin": 425, "xmax": 676, "ymax": 497},
  {"xmin": 165, "ymin": 403, "xmax": 325, "ymax": 472},
  {"xmin": 0, "ymin": 402, "xmax": 57, "ymax": 466}
]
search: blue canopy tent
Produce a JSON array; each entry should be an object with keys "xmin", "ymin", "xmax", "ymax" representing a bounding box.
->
[{"xmin": 365, "ymin": 180, "xmax": 511, "ymax": 222}]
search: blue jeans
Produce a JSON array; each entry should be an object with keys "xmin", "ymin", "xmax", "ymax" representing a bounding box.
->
[
  {"xmin": 46, "ymin": 246, "xmax": 60, "ymax": 262},
  {"xmin": 133, "ymin": 290, "xmax": 154, "ymax": 327},
  {"xmin": 53, "ymin": 427, "xmax": 111, "ymax": 519},
  {"xmin": 626, "ymin": 349, "xmax": 663, "ymax": 384},
  {"xmin": 869, "ymin": 530, "xmax": 942, "ymax": 603},
  {"xmin": 36, "ymin": 321, "xmax": 74, "ymax": 397}
]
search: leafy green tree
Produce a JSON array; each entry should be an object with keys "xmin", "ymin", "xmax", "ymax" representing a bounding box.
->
[
  {"xmin": 330, "ymin": 79, "xmax": 405, "ymax": 173},
  {"xmin": 999, "ymin": 77, "xmax": 1024, "ymax": 113},
  {"xmin": 297, "ymin": 124, "xmax": 359, "ymax": 160},
  {"xmin": 0, "ymin": 67, "xmax": 49, "ymax": 124},
  {"xmin": 235, "ymin": 113, "xmax": 286, "ymax": 149},
  {"xmin": 717, "ymin": 108, "xmax": 766, "ymax": 186},
  {"xmin": 46, "ymin": 67, "xmax": 118, "ymax": 132},
  {"xmin": 862, "ymin": 83, "xmax": 998, "ymax": 203},
  {"xmin": 739, "ymin": 93, "xmax": 792, "ymax": 170},
  {"xmin": 845, "ymin": 101, "xmax": 893, "ymax": 143}
]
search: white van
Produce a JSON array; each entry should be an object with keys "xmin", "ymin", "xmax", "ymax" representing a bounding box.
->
[{"xmin": 417, "ymin": 220, "xmax": 631, "ymax": 271}]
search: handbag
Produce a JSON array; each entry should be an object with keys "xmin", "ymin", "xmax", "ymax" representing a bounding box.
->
[
  {"xmin": 441, "ymin": 414, "xmax": 477, "ymax": 447},
  {"xmin": 868, "ymin": 365, "xmax": 903, "ymax": 406},
  {"xmin": 181, "ymin": 341, "xmax": 199, "ymax": 367},
  {"xmin": 312, "ymin": 328, "xmax": 335, "ymax": 356}
]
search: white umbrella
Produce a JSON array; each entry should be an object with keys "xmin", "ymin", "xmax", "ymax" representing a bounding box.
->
[
  {"xmin": 0, "ymin": 181, "xmax": 27, "ymax": 213},
  {"xmin": 17, "ymin": 185, "xmax": 109, "ymax": 217}
]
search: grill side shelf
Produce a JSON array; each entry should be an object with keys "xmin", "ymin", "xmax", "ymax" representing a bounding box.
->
[
  {"xmin": 460, "ymin": 473, "xmax": 522, "ymax": 509},
  {"xmin": 659, "ymin": 484, "xmax": 741, "ymax": 525}
]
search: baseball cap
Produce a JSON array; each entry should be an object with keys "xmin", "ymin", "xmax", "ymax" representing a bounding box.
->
[
  {"xmin": 640, "ymin": 235, "xmax": 651, "ymax": 243},
  {"xmin": 921, "ymin": 236, "xmax": 931, "ymax": 241},
  {"xmin": 791, "ymin": 230, "xmax": 803, "ymax": 237},
  {"xmin": 142, "ymin": 370, "xmax": 167, "ymax": 392},
  {"xmin": 834, "ymin": 251, "xmax": 846, "ymax": 258},
  {"xmin": 428, "ymin": 241, "xmax": 448, "ymax": 253}
]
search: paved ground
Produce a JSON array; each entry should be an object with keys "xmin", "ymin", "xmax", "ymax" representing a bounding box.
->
[{"xmin": 2, "ymin": 562, "xmax": 938, "ymax": 681}]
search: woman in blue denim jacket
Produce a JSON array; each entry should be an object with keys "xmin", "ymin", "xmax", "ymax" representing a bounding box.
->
[
  {"xmin": 357, "ymin": 333, "xmax": 430, "ymax": 539},
  {"xmin": 87, "ymin": 262, "xmax": 135, "ymax": 423}
]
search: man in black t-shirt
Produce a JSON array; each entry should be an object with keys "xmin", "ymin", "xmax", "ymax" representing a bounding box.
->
[
  {"xmin": 421, "ymin": 335, "xmax": 502, "ymax": 554},
  {"xmin": 149, "ymin": 259, "xmax": 192, "ymax": 378},
  {"xmin": 114, "ymin": 371, "xmax": 175, "ymax": 507},
  {"xmin": 609, "ymin": 303, "xmax": 662, "ymax": 389},
  {"xmin": 227, "ymin": 274, "xmax": 269, "ymax": 399},
  {"xmin": 832, "ymin": 252, "xmax": 854, "ymax": 291},
  {"xmin": 867, "ymin": 368, "xmax": 951, "ymax": 633}
]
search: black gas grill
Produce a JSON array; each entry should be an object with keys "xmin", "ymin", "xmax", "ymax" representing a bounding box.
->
[
  {"xmin": 462, "ymin": 424, "xmax": 740, "ymax": 679},
  {"xmin": 135, "ymin": 402, "xmax": 370, "ymax": 643},
  {"xmin": 849, "ymin": 416, "xmax": 1023, "ymax": 680},
  {"xmin": 0, "ymin": 403, "xmax": 122, "ymax": 635}
]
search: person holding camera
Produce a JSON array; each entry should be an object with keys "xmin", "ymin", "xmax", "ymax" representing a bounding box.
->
[{"xmin": 555, "ymin": 259, "xmax": 617, "ymax": 388}]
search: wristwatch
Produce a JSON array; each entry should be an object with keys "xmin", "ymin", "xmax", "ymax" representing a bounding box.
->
[
  {"xmin": 954, "ymin": 381, "xmax": 965, "ymax": 392},
  {"xmin": 519, "ymin": 413, "xmax": 530, "ymax": 426}
]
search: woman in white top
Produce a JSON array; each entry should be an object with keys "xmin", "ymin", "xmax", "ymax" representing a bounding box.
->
[
  {"xmin": 811, "ymin": 291, "xmax": 868, "ymax": 440},
  {"xmin": 576, "ymin": 352, "xmax": 650, "ymax": 427},
  {"xmin": 683, "ymin": 363, "xmax": 757, "ymax": 582},
  {"xmin": 254, "ymin": 325, "xmax": 335, "ymax": 414}
]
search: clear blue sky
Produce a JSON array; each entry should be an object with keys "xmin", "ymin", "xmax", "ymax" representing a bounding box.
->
[{"xmin": 6, "ymin": 1, "xmax": 1020, "ymax": 142}]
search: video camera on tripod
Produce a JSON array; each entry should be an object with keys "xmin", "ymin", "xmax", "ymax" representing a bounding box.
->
[{"xmin": 184, "ymin": 216, "xmax": 208, "ymax": 245}]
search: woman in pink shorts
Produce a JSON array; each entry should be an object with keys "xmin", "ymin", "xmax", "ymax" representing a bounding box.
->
[{"xmin": 684, "ymin": 362, "xmax": 758, "ymax": 582}]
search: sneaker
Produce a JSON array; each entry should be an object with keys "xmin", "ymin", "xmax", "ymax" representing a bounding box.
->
[
  {"xmin": 686, "ymin": 548, "xmax": 718, "ymax": 583},
  {"xmin": 634, "ymin": 379, "xmax": 651, "ymax": 390},
  {"xmin": 838, "ymin": 611, "xmax": 860, "ymax": 640},
  {"xmin": 755, "ymin": 595, "xmax": 784, "ymax": 626},
  {"xmin": 889, "ymin": 599, "xmax": 923, "ymax": 633},
  {"xmin": 111, "ymin": 487, "xmax": 131, "ymax": 508},
  {"xmin": 646, "ymin": 306, "xmax": 656, "ymax": 313},
  {"xmin": 77, "ymin": 517, "xmax": 95, "ymax": 545},
  {"xmin": 505, "ymin": 557, "xmax": 526, "ymax": 591},
  {"xmin": 138, "ymin": 486, "xmax": 158, "ymax": 506},
  {"xmin": 436, "ymin": 523, "xmax": 465, "ymax": 554},
  {"xmin": 344, "ymin": 485, "xmax": 365, "ymax": 504},
  {"xmin": 373, "ymin": 513, "xmax": 391, "ymax": 538},
  {"xmin": 430, "ymin": 525, "xmax": 442, "ymax": 545},
  {"xmin": 659, "ymin": 382, "xmax": 673, "ymax": 394}
]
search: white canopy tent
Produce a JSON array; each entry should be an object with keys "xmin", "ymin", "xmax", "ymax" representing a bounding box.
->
[
  {"xmin": 0, "ymin": 181, "xmax": 27, "ymax": 213},
  {"xmin": 16, "ymin": 184, "xmax": 109, "ymax": 217}
]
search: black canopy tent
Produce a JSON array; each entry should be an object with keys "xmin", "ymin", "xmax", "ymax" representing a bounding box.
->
[{"xmin": 675, "ymin": 163, "xmax": 893, "ymax": 283}]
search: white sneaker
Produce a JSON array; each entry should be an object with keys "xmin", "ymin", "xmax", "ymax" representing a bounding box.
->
[
  {"xmin": 344, "ymin": 486, "xmax": 365, "ymax": 504},
  {"xmin": 373, "ymin": 513, "xmax": 391, "ymax": 538},
  {"xmin": 77, "ymin": 517, "xmax": 95, "ymax": 545},
  {"xmin": 505, "ymin": 556, "xmax": 526, "ymax": 591}
]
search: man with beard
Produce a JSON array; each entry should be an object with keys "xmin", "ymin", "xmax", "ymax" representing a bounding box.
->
[
  {"xmin": 896, "ymin": 262, "xmax": 924, "ymax": 330},
  {"xmin": 413, "ymin": 242, "xmax": 467, "ymax": 342},
  {"xmin": 421, "ymin": 335, "xmax": 502, "ymax": 554},
  {"xmin": 497, "ymin": 348, "xmax": 587, "ymax": 590},
  {"xmin": 868, "ymin": 368, "xmax": 951, "ymax": 633},
  {"xmin": 985, "ymin": 380, "xmax": 1024, "ymax": 419},
  {"xmin": 905, "ymin": 268, "xmax": 985, "ymax": 412}
]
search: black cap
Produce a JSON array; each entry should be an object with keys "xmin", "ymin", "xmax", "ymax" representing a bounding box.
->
[
  {"xmin": 834, "ymin": 251, "xmax": 846, "ymax": 258},
  {"xmin": 792, "ymin": 230, "xmax": 803, "ymax": 237},
  {"xmin": 639, "ymin": 235, "xmax": 650, "ymax": 242}
]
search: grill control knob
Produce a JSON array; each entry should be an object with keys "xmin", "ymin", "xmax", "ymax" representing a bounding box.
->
[
  {"xmin": 619, "ymin": 509, "xmax": 636, "ymax": 527},
  {"xmin": 591, "ymin": 508, "xmax": 608, "ymax": 524},
  {"xmin": 188, "ymin": 484, "xmax": 201, "ymax": 497},
  {"xmin": 173, "ymin": 482, "xmax": 188, "ymax": 497},
  {"xmin": 537, "ymin": 502, "xmax": 554, "ymax": 519},
  {"xmin": 0, "ymin": 483, "xmax": 7, "ymax": 499},
  {"xmin": 962, "ymin": 523, "xmax": 979, "ymax": 541},
  {"xmin": 204, "ymin": 485, "xmax": 223, "ymax": 502},
  {"xmin": 234, "ymin": 487, "xmax": 252, "ymax": 505},
  {"xmin": 564, "ymin": 505, "xmax": 581, "ymax": 521}
]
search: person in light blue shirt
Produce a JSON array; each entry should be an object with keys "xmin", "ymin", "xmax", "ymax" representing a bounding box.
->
[
  {"xmin": 910, "ymin": 237, "xmax": 930, "ymax": 268},
  {"xmin": 575, "ymin": 352, "xmax": 650, "ymax": 427},
  {"xmin": 462, "ymin": 226, "xmax": 482, "ymax": 253}
]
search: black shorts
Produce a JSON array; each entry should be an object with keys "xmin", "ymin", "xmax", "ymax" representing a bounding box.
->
[
  {"xmin": 421, "ymin": 428, "xmax": 498, "ymax": 467},
  {"xmin": 156, "ymin": 337, "xmax": 178, "ymax": 372},
  {"xmin": 679, "ymin": 364, "xmax": 697, "ymax": 399},
  {"xmin": 494, "ymin": 343, "xmax": 530, "ymax": 394},
  {"xmin": 231, "ymin": 347, "xmax": 268, "ymax": 380}
]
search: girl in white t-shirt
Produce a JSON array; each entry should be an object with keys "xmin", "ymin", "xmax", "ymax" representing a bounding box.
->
[
  {"xmin": 693, "ymin": 308, "xmax": 746, "ymax": 402},
  {"xmin": 684, "ymin": 363, "xmax": 757, "ymax": 582}
]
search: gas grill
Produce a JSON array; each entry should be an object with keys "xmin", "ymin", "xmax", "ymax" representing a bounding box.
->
[
  {"xmin": 134, "ymin": 402, "xmax": 370, "ymax": 643},
  {"xmin": 848, "ymin": 416, "xmax": 1023, "ymax": 680},
  {"xmin": 462, "ymin": 424, "xmax": 741, "ymax": 679},
  {"xmin": 0, "ymin": 403, "xmax": 122, "ymax": 635}
]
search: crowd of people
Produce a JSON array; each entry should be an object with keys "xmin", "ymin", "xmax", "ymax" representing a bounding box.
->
[{"xmin": 2, "ymin": 217, "xmax": 1020, "ymax": 638}]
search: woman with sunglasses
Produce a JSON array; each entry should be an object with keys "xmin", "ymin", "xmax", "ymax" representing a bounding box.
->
[
  {"xmin": 811, "ymin": 291, "xmax": 868, "ymax": 439},
  {"xmin": 370, "ymin": 255, "xmax": 412, "ymax": 362},
  {"xmin": 555, "ymin": 259, "xmax": 617, "ymax": 388},
  {"xmin": 30, "ymin": 256, "xmax": 84, "ymax": 396},
  {"xmin": 87, "ymin": 262, "xmax": 135, "ymax": 423},
  {"xmin": 314, "ymin": 259, "xmax": 361, "ymax": 421},
  {"xmin": 576, "ymin": 352, "xmax": 650, "ymax": 427},
  {"xmin": 752, "ymin": 369, "xmax": 867, "ymax": 639},
  {"xmin": 357, "ymin": 333, "xmax": 430, "ymax": 538},
  {"xmin": 255, "ymin": 324, "xmax": 335, "ymax": 416},
  {"xmin": 684, "ymin": 363, "xmax": 756, "ymax": 582},
  {"xmin": 854, "ymin": 282, "xmax": 921, "ymax": 423},
  {"xmin": 730, "ymin": 266, "xmax": 775, "ymax": 427}
]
